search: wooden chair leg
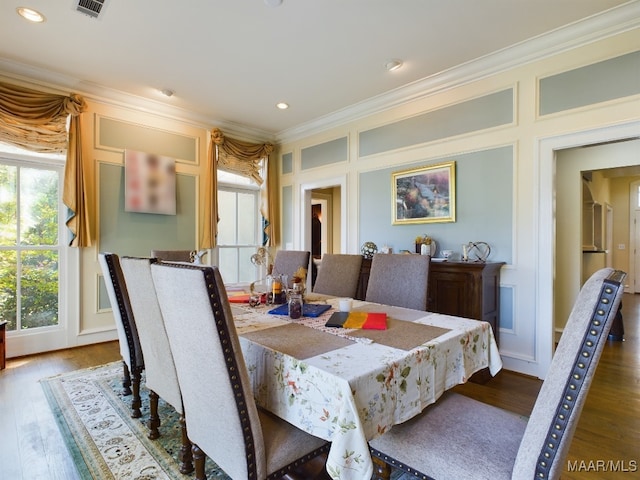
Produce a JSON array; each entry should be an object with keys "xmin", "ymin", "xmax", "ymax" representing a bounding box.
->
[
  {"xmin": 193, "ymin": 443, "xmax": 206, "ymax": 480},
  {"xmin": 147, "ymin": 390, "xmax": 160, "ymax": 439},
  {"xmin": 130, "ymin": 367, "xmax": 142, "ymax": 418},
  {"xmin": 179, "ymin": 414, "xmax": 194, "ymax": 474},
  {"xmin": 371, "ymin": 455, "xmax": 392, "ymax": 480},
  {"xmin": 122, "ymin": 362, "xmax": 132, "ymax": 396}
]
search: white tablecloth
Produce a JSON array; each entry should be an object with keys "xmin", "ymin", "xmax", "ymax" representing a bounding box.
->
[{"xmin": 233, "ymin": 297, "xmax": 502, "ymax": 480}]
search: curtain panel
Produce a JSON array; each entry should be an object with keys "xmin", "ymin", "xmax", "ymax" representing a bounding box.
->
[
  {"xmin": 0, "ymin": 81, "xmax": 89, "ymax": 246},
  {"xmin": 201, "ymin": 128, "xmax": 277, "ymax": 249}
]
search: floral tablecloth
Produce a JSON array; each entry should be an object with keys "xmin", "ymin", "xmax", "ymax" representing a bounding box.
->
[{"xmin": 233, "ymin": 297, "xmax": 502, "ymax": 480}]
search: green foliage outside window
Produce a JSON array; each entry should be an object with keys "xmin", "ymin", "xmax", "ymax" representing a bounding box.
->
[{"xmin": 0, "ymin": 164, "xmax": 59, "ymax": 330}]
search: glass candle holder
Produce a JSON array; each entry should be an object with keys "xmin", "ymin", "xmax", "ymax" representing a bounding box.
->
[{"xmin": 288, "ymin": 293, "xmax": 303, "ymax": 319}]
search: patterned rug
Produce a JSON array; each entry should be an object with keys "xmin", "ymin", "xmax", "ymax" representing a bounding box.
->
[
  {"xmin": 40, "ymin": 361, "xmax": 229, "ymax": 480},
  {"xmin": 41, "ymin": 361, "xmax": 413, "ymax": 480}
]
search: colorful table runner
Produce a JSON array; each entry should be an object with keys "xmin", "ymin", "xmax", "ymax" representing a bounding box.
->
[{"xmin": 326, "ymin": 311, "xmax": 387, "ymax": 329}]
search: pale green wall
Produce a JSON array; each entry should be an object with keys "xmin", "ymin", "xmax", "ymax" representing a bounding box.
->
[
  {"xmin": 359, "ymin": 89, "xmax": 513, "ymax": 156},
  {"xmin": 279, "ymin": 31, "xmax": 640, "ymax": 377},
  {"xmin": 99, "ymin": 163, "xmax": 197, "ymax": 256},
  {"xmin": 539, "ymin": 51, "xmax": 640, "ymax": 115},
  {"xmin": 359, "ymin": 147, "xmax": 513, "ymax": 262}
]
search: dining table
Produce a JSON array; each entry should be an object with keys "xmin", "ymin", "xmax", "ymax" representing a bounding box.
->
[{"xmin": 229, "ymin": 292, "xmax": 502, "ymax": 480}]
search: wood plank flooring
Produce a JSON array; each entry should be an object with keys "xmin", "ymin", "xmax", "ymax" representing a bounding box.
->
[
  {"xmin": 453, "ymin": 292, "xmax": 640, "ymax": 479},
  {"xmin": 1, "ymin": 294, "xmax": 638, "ymax": 479}
]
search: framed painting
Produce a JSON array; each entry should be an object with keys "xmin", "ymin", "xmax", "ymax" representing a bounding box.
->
[
  {"xmin": 124, "ymin": 149, "xmax": 176, "ymax": 215},
  {"xmin": 392, "ymin": 161, "xmax": 456, "ymax": 224}
]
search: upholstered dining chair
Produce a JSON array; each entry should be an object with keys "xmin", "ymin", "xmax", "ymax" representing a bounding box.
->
[
  {"xmin": 98, "ymin": 252, "xmax": 144, "ymax": 418},
  {"xmin": 312, "ymin": 253, "xmax": 363, "ymax": 298},
  {"xmin": 368, "ymin": 267, "xmax": 626, "ymax": 480},
  {"xmin": 120, "ymin": 256, "xmax": 193, "ymax": 474},
  {"xmin": 151, "ymin": 249, "xmax": 195, "ymax": 262},
  {"xmin": 365, "ymin": 253, "xmax": 430, "ymax": 310},
  {"xmin": 272, "ymin": 249, "xmax": 311, "ymax": 288},
  {"xmin": 150, "ymin": 262, "xmax": 330, "ymax": 480}
]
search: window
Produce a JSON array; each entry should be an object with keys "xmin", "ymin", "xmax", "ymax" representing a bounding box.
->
[
  {"xmin": 0, "ymin": 146, "xmax": 64, "ymax": 332},
  {"xmin": 216, "ymin": 170, "xmax": 262, "ymax": 284}
]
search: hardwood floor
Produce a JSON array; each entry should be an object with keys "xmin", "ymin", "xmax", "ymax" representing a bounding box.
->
[
  {"xmin": 1, "ymin": 294, "xmax": 638, "ymax": 479},
  {"xmin": 0, "ymin": 341, "xmax": 121, "ymax": 480},
  {"xmin": 454, "ymin": 292, "xmax": 640, "ymax": 479}
]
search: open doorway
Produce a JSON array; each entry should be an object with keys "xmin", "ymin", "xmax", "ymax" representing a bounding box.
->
[
  {"xmin": 538, "ymin": 122, "xmax": 640, "ymax": 378},
  {"xmin": 301, "ymin": 176, "xmax": 347, "ymax": 289},
  {"xmin": 311, "ymin": 191, "xmax": 333, "ymax": 259}
]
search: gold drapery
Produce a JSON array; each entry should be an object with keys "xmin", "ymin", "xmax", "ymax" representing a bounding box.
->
[
  {"xmin": 0, "ymin": 81, "xmax": 89, "ymax": 246},
  {"xmin": 201, "ymin": 128, "xmax": 277, "ymax": 248}
]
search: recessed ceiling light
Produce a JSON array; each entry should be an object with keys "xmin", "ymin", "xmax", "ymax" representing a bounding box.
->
[
  {"xmin": 16, "ymin": 7, "xmax": 46, "ymax": 23},
  {"xmin": 385, "ymin": 60, "xmax": 403, "ymax": 72},
  {"xmin": 276, "ymin": 102, "xmax": 289, "ymax": 110},
  {"xmin": 160, "ymin": 88, "xmax": 174, "ymax": 97}
]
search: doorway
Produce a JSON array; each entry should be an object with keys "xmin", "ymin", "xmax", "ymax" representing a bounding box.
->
[
  {"xmin": 311, "ymin": 192, "xmax": 333, "ymax": 260},
  {"xmin": 538, "ymin": 120, "xmax": 640, "ymax": 378},
  {"xmin": 300, "ymin": 176, "xmax": 347, "ymax": 286}
]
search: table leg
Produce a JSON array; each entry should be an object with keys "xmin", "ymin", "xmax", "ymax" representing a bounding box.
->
[
  {"xmin": 608, "ymin": 302, "xmax": 624, "ymax": 341},
  {"xmin": 371, "ymin": 455, "xmax": 392, "ymax": 480}
]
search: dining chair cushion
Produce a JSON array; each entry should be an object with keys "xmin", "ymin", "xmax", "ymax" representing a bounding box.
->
[
  {"xmin": 273, "ymin": 250, "xmax": 311, "ymax": 288},
  {"xmin": 120, "ymin": 256, "xmax": 193, "ymax": 472},
  {"xmin": 369, "ymin": 267, "xmax": 625, "ymax": 480},
  {"xmin": 120, "ymin": 256, "xmax": 182, "ymax": 413},
  {"xmin": 370, "ymin": 390, "xmax": 527, "ymax": 480},
  {"xmin": 98, "ymin": 253, "xmax": 144, "ymax": 374},
  {"xmin": 98, "ymin": 253, "xmax": 144, "ymax": 369},
  {"xmin": 151, "ymin": 262, "xmax": 328, "ymax": 479},
  {"xmin": 312, "ymin": 253, "xmax": 363, "ymax": 298},
  {"xmin": 98, "ymin": 252, "xmax": 145, "ymax": 418},
  {"xmin": 365, "ymin": 253, "xmax": 430, "ymax": 311}
]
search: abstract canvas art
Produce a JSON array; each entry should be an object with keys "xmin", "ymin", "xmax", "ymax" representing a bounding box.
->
[{"xmin": 125, "ymin": 149, "xmax": 176, "ymax": 215}]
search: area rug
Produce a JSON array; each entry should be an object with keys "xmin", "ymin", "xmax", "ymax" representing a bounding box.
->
[
  {"xmin": 40, "ymin": 361, "xmax": 228, "ymax": 480},
  {"xmin": 41, "ymin": 361, "xmax": 413, "ymax": 480}
]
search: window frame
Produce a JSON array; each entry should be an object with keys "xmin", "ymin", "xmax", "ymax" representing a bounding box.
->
[
  {"xmin": 0, "ymin": 147, "xmax": 66, "ymax": 334},
  {"xmin": 214, "ymin": 175, "xmax": 263, "ymax": 284}
]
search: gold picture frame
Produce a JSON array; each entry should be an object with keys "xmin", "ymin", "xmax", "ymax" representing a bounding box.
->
[{"xmin": 392, "ymin": 161, "xmax": 456, "ymax": 224}]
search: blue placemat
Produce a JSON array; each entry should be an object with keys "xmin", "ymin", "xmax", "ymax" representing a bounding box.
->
[{"xmin": 268, "ymin": 303, "xmax": 331, "ymax": 317}]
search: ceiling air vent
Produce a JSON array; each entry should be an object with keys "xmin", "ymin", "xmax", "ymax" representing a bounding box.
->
[{"xmin": 76, "ymin": 0, "xmax": 106, "ymax": 19}]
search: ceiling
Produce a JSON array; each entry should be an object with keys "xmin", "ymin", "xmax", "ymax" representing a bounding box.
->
[{"xmin": 0, "ymin": 0, "xmax": 635, "ymax": 140}]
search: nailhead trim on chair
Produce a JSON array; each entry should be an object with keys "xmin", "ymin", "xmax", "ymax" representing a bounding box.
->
[
  {"xmin": 265, "ymin": 444, "xmax": 331, "ymax": 480},
  {"xmin": 368, "ymin": 449, "xmax": 434, "ymax": 480},
  {"xmin": 168, "ymin": 262, "xmax": 330, "ymax": 479},
  {"xmin": 200, "ymin": 266, "xmax": 260, "ymax": 480},
  {"xmin": 104, "ymin": 254, "xmax": 143, "ymax": 373},
  {"xmin": 534, "ymin": 270, "xmax": 624, "ymax": 479},
  {"xmin": 103, "ymin": 253, "xmax": 145, "ymax": 418}
]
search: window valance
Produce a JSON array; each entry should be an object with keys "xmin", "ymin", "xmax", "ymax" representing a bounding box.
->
[
  {"xmin": 0, "ymin": 81, "xmax": 90, "ymax": 246},
  {"xmin": 201, "ymin": 128, "xmax": 277, "ymax": 249}
]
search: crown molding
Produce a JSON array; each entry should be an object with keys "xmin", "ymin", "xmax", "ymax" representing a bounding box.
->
[
  {"xmin": 1, "ymin": 1, "xmax": 638, "ymax": 146},
  {"xmin": 0, "ymin": 59, "xmax": 276, "ymax": 143},
  {"xmin": 276, "ymin": 1, "xmax": 640, "ymax": 144}
]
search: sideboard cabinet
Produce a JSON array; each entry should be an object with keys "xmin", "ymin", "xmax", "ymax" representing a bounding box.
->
[
  {"xmin": 357, "ymin": 258, "xmax": 503, "ymax": 344},
  {"xmin": 426, "ymin": 261, "xmax": 503, "ymax": 344}
]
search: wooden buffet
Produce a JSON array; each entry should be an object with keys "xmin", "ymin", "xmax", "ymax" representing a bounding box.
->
[{"xmin": 356, "ymin": 257, "xmax": 504, "ymax": 344}]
